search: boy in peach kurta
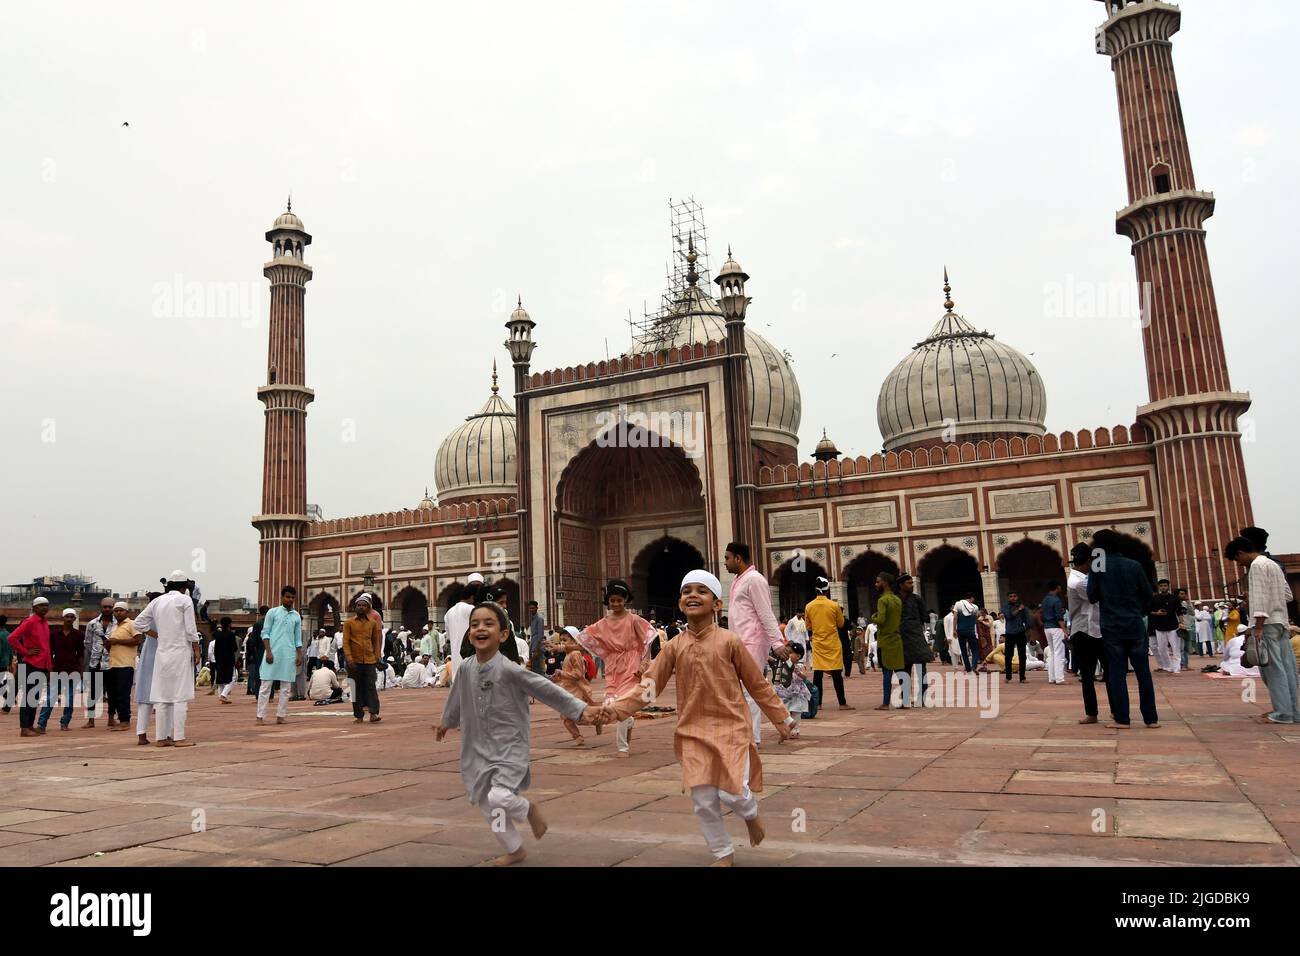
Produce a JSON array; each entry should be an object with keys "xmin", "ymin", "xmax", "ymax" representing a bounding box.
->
[
  {"xmin": 605, "ymin": 570, "xmax": 792, "ymax": 865},
  {"xmin": 551, "ymin": 626, "xmax": 601, "ymax": 744}
]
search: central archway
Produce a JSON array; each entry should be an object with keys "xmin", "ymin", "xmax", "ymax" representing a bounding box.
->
[
  {"xmin": 996, "ymin": 539, "xmax": 1064, "ymax": 607},
  {"xmin": 393, "ymin": 586, "xmax": 429, "ymax": 635},
  {"xmin": 631, "ymin": 537, "xmax": 706, "ymax": 624},
  {"xmin": 844, "ymin": 551, "xmax": 900, "ymax": 625},
  {"xmin": 917, "ymin": 545, "xmax": 983, "ymax": 616},
  {"xmin": 554, "ymin": 429, "xmax": 708, "ymax": 628},
  {"xmin": 774, "ymin": 555, "xmax": 831, "ymax": 619}
]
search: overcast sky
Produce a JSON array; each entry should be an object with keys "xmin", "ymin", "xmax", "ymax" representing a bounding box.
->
[{"xmin": 2, "ymin": 1, "xmax": 1295, "ymax": 599}]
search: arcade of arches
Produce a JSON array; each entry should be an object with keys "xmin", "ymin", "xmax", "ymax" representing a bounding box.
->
[
  {"xmin": 917, "ymin": 546, "xmax": 984, "ymax": 619},
  {"xmin": 554, "ymin": 435, "xmax": 708, "ymax": 628}
]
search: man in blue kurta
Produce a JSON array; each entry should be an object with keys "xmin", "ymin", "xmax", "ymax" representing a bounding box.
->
[{"xmin": 257, "ymin": 585, "xmax": 303, "ymax": 725}]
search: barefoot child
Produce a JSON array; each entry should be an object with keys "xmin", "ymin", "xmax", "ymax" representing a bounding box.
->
[
  {"xmin": 773, "ymin": 643, "xmax": 811, "ymax": 738},
  {"xmin": 574, "ymin": 579, "xmax": 656, "ymax": 757},
  {"xmin": 551, "ymin": 626, "xmax": 601, "ymax": 745},
  {"xmin": 434, "ymin": 602, "xmax": 603, "ymax": 865},
  {"xmin": 602, "ymin": 570, "xmax": 793, "ymax": 866}
]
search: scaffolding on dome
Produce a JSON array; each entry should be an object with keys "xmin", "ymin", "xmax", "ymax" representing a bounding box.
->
[{"xmin": 628, "ymin": 196, "xmax": 713, "ymax": 353}]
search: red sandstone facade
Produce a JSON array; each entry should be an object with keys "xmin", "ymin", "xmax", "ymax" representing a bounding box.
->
[{"xmin": 284, "ymin": 1, "xmax": 1261, "ymax": 632}]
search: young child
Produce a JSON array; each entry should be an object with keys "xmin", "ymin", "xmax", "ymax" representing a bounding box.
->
[
  {"xmin": 551, "ymin": 625, "xmax": 602, "ymax": 745},
  {"xmin": 574, "ymin": 579, "xmax": 657, "ymax": 757},
  {"xmin": 602, "ymin": 570, "xmax": 793, "ymax": 866},
  {"xmin": 773, "ymin": 644, "xmax": 811, "ymax": 738},
  {"xmin": 435, "ymin": 602, "xmax": 603, "ymax": 865}
]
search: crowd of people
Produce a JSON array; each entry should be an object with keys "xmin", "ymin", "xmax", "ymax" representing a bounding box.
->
[{"xmin": 1, "ymin": 524, "xmax": 1297, "ymax": 864}]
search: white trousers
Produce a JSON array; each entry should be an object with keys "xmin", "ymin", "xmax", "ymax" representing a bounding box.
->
[
  {"xmin": 1046, "ymin": 628, "xmax": 1067, "ymax": 683},
  {"xmin": 1156, "ymin": 629, "xmax": 1180, "ymax": 674},
  {"xmin": 218, "ymin": 682, "xmax": 234, "ymax": 699},
  {"xmin": 604, "ymin": 695, "xmax": 635, "ymax": 752},
  {"xmin": 744, "ymin": 688, "xmax": 762, "ymax": 744},
  {"xmin": 136, "ymin": 703, "xmax": 153, "ymax": 736},
  {"xmin": 256, "ymin": 681, "xmax": 290, "ymax": 719},
  {"xmin": 478, "ymin": 785, "xmax": 530, "ymax": 854},
  {"xmin": 690, "ymin": 757, "xmax": 756, "ymax": 860},
  {"xmin": 151, "ymin": 702, "xmax": 188, "ymax": 741}
]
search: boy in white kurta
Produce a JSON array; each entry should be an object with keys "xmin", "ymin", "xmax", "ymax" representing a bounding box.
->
[
  {"xmin": 604, "ymin": 570, "xmax": 793, "ymax": 866},
  {"xmin": 436, "ymin": 602, "xmax": 602, "ymax": 865}
]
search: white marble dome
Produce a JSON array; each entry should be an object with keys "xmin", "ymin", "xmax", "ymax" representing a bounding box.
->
[
  {"xmin": 877, "ymin": 279, "xmax": 1046, "ymax": 451},
  {"xmin": 636, "ymin": 285, "xmax": 802, "ymax": 449},
  {"xmin": 434, "ymin": 367, "xmax": 517, "ymax": 503}
]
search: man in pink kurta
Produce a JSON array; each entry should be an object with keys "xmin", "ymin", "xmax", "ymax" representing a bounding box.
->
[{"xmin": 725, "ymin": 542, "xmax": 789, "ymax": 743}]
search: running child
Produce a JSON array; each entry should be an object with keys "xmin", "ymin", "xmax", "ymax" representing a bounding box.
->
[{"xmin": 435, "ymin": 602, "xmax": 603, "ymax": 865}]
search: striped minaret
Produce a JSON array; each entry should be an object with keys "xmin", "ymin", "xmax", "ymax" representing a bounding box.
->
[
  {"xmin": 1095, "ymin": 1, "xmax": 1253, "ymax": 599},
  {"xmin": 252, "ymin": 201, "xmax": 314, "ymax": 606}
]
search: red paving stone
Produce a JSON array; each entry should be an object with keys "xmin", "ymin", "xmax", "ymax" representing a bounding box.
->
[{"xmin": 0, "ymin": 665, "xmax": 1296, "ymax": 866}]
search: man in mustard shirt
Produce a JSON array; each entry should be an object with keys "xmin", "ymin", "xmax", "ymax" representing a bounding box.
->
[{"xmin": 805, "ymin": 576, "xmax": 853, "ymax": 711}]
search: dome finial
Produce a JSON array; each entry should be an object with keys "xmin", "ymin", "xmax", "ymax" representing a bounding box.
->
[
  {"xmin": 943, "ymin": 266, "xmax": 954, "ymax": 313},
  {"xmin": 517, "ymin": 294, "xmax": 522, "ymax": 309},
  {"xmin": 491, "ymin": 360, "xmax": 499, "ymax": 395},
  {"xmin": 685, "ymin": 233, "xmax": 699, "ymax": 287},
  {"xmin": 287, "ymin": 193, "xmax": 292, "ymax": 213}
]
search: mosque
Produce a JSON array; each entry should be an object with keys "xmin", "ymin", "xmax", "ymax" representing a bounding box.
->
[{"xmin": 253, "ymin": 0, "xmax": 1260, "ymax": 634}]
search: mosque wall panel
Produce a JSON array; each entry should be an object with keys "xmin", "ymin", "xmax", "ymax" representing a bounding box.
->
[
  {"xmin": 306, "ymin": 555, "xmax": 341, "ymax": 579},
  {"xmin": 765, "ymin": 507, "xmax": 826, "ymax": 539},
  {"xmin": 390, "ymin": 546, "xmax": 428, "ymax": 571},
  {"xmin": 1069, "ymin": 473, "xmax": 1150, "ymax": 513},
  {"xmin": 835, "ymin": 500, "xmax": 899, "ymax": 534},
  {"xmin": 346, "ymin": 551, "xmax": 384, "ymax": 575},
  {"xmin": 909, "ymin": 493, "xmax": 976, "ymax": 527},
  {"xmin": 434, "ymin": 542, "xmax": 475, "ymax": 568},
  {"xmin": 986, "ymin": 485, "xmax": 1060, "ymax": 521}
]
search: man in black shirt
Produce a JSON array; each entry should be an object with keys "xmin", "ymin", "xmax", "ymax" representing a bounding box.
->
[
  {"xmin": 1002, "ymin": 592, "xmax": 1031, "ymax": 683},
  {"xmin": 1148, "ymin": 579, "xmax": 1182, "ymax": 675},
  {"xmin": 1087, "ymin": 530, "xmax": 1158, "ymax": 727},
  {"xmin": 245, "ymin": 606, "xmax": 268, "ymax": 697}
]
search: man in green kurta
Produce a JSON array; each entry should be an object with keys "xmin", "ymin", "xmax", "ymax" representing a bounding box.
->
[{"xmin": 871, "ymin": 572, "xmax": 904, "ymax": 711}]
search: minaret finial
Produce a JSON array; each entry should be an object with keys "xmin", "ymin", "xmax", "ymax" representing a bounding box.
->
[
  {"xmin": 685, "ymin": 232, "xmax": 699, "ymax": 287},
  {"xmin": 491, "ymin": 360, "xmax": 499, "ymax": 395},
  {"xmin": 943, "ymin": 266, "xmax": 954, "ymax": 312},
  {"xmin": 287, "ymin": 193, "xmax": 292, "ymax": 213},
  {"xmin": 517, "ymin": 294, "xmax": 522, "ymax": 309}
]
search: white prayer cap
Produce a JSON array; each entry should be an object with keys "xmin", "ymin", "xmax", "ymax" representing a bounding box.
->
[
  {"xmin": 61, "ymin": 608, "xmax": 78, "ymax": 619},
  {"xmin": 167, "ymin": 569, "xmax": 188, "ymax": 583},
  {"xmin": 113, "ymin": 601, "xmax": 128, "ymax": 611},
  {"xmin": 356, "ymin": 593, "xmax": 372, "ymax": 606},
  {"xmin": 815, "ymin": 576, "xmax": 831, "ymax": 594},
  {"xmin": 680, "ymin": 570, "xmax": 722, "ymax": 600},
  {"xmin": 32, "ymin": 596, "xmax": 49, "ymax": 607},
  {"xmin": 467, "ymin": 572, "xmax": 485, "ymax": 584},
  {"xmin": 564, "ymin": 625, "xmax": 580, "ymax": 639}
]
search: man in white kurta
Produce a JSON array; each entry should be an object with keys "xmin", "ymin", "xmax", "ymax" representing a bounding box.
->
[{"xmin": 130, "ymin": 574, "xmax": 201, "ymax": 746}]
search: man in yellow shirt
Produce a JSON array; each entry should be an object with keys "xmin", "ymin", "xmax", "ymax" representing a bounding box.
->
[
  {"xmin": 805, "ymin": 576, "xmax": 853, "ymax": 710},
  {"xmin": 104, "ymin": 602, "xmax": 142, "ymax": 732}
]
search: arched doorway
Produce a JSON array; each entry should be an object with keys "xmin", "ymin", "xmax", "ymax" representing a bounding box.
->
[
  {"xmin": 489, "ymin": 577, "xmax": 521, "ymax": 626},
  {"xmin": 307, "ymin": 592, "xmax": 342, "ymax": 637},
  {"xmin": 996, "ymin": 539, "xmax": 1065, "ymax": 607},
  {"xmin": 775, "ymin": 555, "xmax": 831, "ymax": 618},
  {"xmin": 393, "ymin": 586, "xmax": 429, "ymax": 634},
  {"xmin": 631, "ymin": 537, "xmax": 706, "ymax": 624},
  {"xmin": 844, "ymin": 551, "xmax": 900, "ymax": 626},
  {"xmin": 917, "ymin": 545, "xmax": 983, "ymax": 617},
  {"xmin": 554, "ymin": 428, "xmax": 708, "ymax": 628},
  {"xmin": 1088, "ymin": 530, "xmax": 1157, "ymax": 584}
]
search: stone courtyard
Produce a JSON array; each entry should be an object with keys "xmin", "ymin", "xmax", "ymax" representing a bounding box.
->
[{"xmin": 1, "ymin": 667, "xmax": 1296, "ymax": 867}]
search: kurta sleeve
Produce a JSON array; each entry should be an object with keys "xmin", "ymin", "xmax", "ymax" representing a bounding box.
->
[
  {"xmin": 574, "ymin": 620, "xmax": 609, "ymax": 659},
  {"xmin": 733, "ymin": 637, "xmax": 789, "ymax": 728},
  {"xmin": 606, "ymin": 640, "xmax": 676, "ymax": 721},
  {"xmin": 7, "ymin": 619, "xmax": 32, "ymax": 659},
  {"xmin": 132, "ymin": 602, "xmax": 155, "ymax": 637},
  {"xmin": 439, "ymin": 673, "xmax": 464, "ymax": 730},
  {"xmin": 511, "ymin": 666, "xmax": 587, "ymax": 721},
  {"xmin": 182, "ymin": 599, "xmax": 200, "ymax": 643}
]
